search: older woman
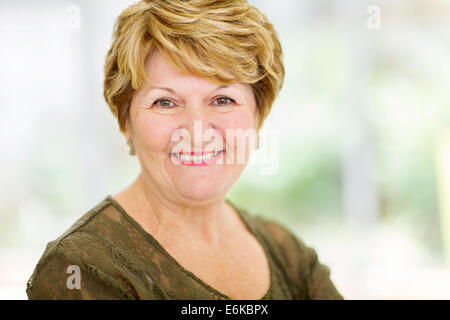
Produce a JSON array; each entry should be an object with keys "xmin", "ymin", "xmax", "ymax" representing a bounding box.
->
[{"xmin": 26, "ymin": 0, "xmax": 343, "ymax": 300}]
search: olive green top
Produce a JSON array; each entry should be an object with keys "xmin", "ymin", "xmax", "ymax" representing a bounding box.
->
[{"xmin": 26, "ymin": 196, "xmax": 344, "ymax": 300}]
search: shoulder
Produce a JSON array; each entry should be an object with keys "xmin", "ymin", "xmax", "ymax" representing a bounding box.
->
[
  {"xmin": 229, "ymin": 201, "xmax": 313, "ymax": 269},
  {"xmin": 26, "ymin": 197, "xmax": 137, "ymax": 299},
  {"xmin": 229, "ymin": 200, "xmax": 308, "ymax": 256},
  {"xmin": 231, "ymin": 202, "xmax": 344, "ymax": 299},
  {"xmin": 238, "ymin": 207, "xmax": 313, "ymax": 269},
  {"xmin": 31, "ymin": 197, "xmax": 113, "ymax": 266}
]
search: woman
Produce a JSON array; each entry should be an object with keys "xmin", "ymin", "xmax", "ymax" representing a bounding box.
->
[{"xmin": 26, "ymin": 0, "xmax": 343, "ymax": 300}]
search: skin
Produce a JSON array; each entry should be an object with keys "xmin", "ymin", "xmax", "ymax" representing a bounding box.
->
[{"xmin": 114, "ymin": 48, "xmax": 269, "ymax": 299}]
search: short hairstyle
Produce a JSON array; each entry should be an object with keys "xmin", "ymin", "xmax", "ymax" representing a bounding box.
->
[{"xmin": 103, "ymin": 0, "xmax": 285, "ymax": 133}]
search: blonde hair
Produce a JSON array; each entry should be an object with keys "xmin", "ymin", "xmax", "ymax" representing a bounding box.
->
[{"xmin": 104, "ymin": 0, "xmax": 285, "ymax": 133}]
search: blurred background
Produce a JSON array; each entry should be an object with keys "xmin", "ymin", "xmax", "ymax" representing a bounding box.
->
[{"xmin": 1, "ymin": 0, "xmax": 449, "ymax": 299}]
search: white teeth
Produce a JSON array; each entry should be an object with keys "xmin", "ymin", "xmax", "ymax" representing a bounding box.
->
[{"xmin": 174, "ymin": 151, "xmax": 221, "ymax": 161}]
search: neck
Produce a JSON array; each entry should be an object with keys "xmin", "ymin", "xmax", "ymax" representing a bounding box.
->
[{"xmin": 116, "ymin": 173, "xmax": 233, "ymax": 247}]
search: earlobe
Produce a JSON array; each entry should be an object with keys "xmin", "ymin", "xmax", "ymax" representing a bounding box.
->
[
  {"xmin": 254, "ymin": 112, "xmax": 261, "ymax": 150},
  {"xmin": 127, "ymin": 139, "xmax": 136, "ymax": 156},
  {"xmin": 123, "ymin": 119, "xmax": 136, "ymax": 156},
  {"xmin": 254, "ymin": 111, "xmax": 261, "ymax": 132},
  {"xmin": 124, "ymin": 115, "xmax": 133, "ymax": 138}
]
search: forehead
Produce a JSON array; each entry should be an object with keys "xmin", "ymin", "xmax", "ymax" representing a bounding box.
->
[
  {"xmin": 145, "ymin": 49, "xmax": 185, "ymax": 81},
  {"xmin": 143, "ymin": 48, "xmax": 250, "ymax": 94}
]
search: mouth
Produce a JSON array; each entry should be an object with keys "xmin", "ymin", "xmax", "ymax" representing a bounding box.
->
[{"xmin": 170, "ymin": 150, "xmax": 224, "ymax": 166}]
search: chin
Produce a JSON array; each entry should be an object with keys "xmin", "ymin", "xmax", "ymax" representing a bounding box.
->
[{"xmin": 175, "ymin": 177, "xmax": 229, "ymax": 202}]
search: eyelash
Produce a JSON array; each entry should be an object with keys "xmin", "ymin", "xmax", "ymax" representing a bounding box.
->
[{"xmin": 153, "ymin": 96, "xmax": 235, "ymax": 108}]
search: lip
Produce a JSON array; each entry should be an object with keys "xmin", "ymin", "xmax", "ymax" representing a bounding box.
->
[
  {"xmin": 177, "ymin": 151, "xmax": 219, "ymax": 155},
  {"xmin": 170, "ymin": 150, "xmax": 224, "ymax": 166}
]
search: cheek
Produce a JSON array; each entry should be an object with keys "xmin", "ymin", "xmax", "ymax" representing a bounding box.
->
[
  {"xmin": 216, "ymin": 109, "xmax": 257, "ymax": 155},
  {"xmin": 133, "ymin": 113, "xmax": 175, "ymax": 151},
  {"xmin": 218, "ymin": 109, "xmax": 255, "ymax": 132}
]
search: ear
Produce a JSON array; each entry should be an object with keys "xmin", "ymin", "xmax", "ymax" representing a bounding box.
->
[
  {"xmin": 123, "ymin": 117, "xmax": 136, "ymax": 156},
  {"xmin": 254, "ymin": 110, "xmax": 261, "ymax": 132},
  {"xmin": 250, "ymin": 112, "xmax": 259, "ymax": 150},
  {"xmin": 123, "ymin": 112, "xmax": 133, "ymax": 140}
]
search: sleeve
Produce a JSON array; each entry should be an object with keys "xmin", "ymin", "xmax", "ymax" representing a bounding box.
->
[
  {"xmin": 262, "ymin": 218, "xmax": 344, "ymax": 300},
  {"xmin": 303, "ymin": 244, "xmax": 344, "ymax": 300},
  {"xmin": 26, "ymin": 250, "xmax": 137, "ymax": 300}
]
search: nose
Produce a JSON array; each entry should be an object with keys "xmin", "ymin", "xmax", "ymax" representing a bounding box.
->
[{"xmin": 181, "ymin": 105, "xmax": 218, "ymax": 152}]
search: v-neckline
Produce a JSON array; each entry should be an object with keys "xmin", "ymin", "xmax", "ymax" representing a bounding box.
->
[{"xmin": 105, "ymin": 195, "xmax": 274, "ymax": 300}]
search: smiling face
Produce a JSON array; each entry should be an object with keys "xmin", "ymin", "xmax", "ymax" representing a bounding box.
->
[{"xmin": 126, "ymin": 48, "xmax": 258, "ymax": 204}]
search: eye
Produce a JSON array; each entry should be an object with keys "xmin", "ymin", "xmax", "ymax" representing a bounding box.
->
[
  {"xmin": 213, "ymin": 96, "xmax": 234, "ymax": 106},
  {"xmin": 154, "ymin": 99, "xmax": 176, "ymax": 108}
]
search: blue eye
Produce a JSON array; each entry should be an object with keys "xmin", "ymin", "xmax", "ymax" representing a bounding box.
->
[
  {"xmin": 213, "ymin": 97, "xmax": 234, "ymax": 106},
  {"xmin": 154, "ymin": 99, "xmax": 175, "ymax": 108}
]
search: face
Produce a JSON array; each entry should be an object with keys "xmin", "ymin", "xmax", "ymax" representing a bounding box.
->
[{"xmin": 126, "ymin": 48, "xmax": 258, "ymax": 204}]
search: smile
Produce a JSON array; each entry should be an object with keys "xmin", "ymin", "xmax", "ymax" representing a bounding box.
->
[{"xmin": 170, "ymin": 150, "xmax": 224, "ymax": 166}]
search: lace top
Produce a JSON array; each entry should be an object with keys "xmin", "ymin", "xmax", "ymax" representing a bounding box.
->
[{"xmin": 26, "ymin": 196, "xmax": 343, "ymax": 300}]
